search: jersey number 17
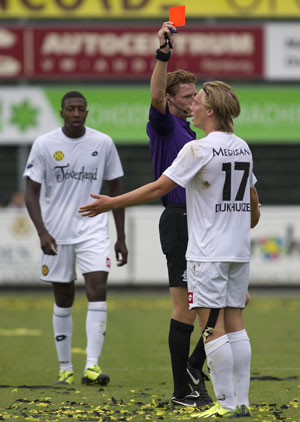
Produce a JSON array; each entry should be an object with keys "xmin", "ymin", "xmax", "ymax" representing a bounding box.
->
[{"xmin": 222, "ymin": 162, "xmax": 250, "ymax": 201}]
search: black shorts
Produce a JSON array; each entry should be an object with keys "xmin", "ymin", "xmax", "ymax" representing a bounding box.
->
[{"xmin": 159, "ymin": 203, "xmax": 188, "ymax": 287}]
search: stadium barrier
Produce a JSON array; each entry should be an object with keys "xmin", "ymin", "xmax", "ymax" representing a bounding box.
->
[{"xmin": 0, "ymin": 206, "xmax": 300, "ymax": 286}]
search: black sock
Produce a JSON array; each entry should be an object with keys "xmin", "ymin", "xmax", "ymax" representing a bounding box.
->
[
  {"xmin": 169, "ymin": 318, "xmax": 194, "ymax": 398},
  {"xmin": 188, "ymin": 335, "xmax": 206, "ymax": 371}
]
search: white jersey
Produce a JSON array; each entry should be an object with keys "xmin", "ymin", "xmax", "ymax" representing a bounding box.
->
[
  {"xmin": 164, "ymin": 131, "xmax": 255, "ymax": 262},
  {"xmin": 23, "ymin": 127, "xmax": 123, "ymax": 244}
]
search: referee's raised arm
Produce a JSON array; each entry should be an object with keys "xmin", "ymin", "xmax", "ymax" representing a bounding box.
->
[{"xmin": 150, "ymin": 22, "xmax": 176, "ymax": 113}]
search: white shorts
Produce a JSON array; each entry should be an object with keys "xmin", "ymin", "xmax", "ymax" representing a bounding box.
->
[
  {"xmin": 40, "ymin": 237, "xmax": 110, "ymax": 283},
  {"xmin": 187, "ymin": 261, "xmax": 250, "ymax": 309}
]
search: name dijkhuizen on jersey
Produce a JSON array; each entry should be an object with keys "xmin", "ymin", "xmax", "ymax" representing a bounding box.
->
[
  {"xmin": 54, "ymin": 164, "xmax": 98, "ymax": 183},
  {"xmin": 212, "ymin": 147, "xmax": 251, "ymax": 157},
  {"xmin": 215, "ymin": 202, "xmax": 251, "ymax": 213}
]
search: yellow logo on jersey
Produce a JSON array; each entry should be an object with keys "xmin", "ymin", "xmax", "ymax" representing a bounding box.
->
[
  {"xmin": 42, "ymin": 265, "xmax": 49, "ymax": 276},
  {"xmin": 54, "ymin": 151, "xmax": 64, "ymax": 161}
]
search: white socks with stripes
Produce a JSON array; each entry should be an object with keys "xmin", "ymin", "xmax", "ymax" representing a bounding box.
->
[
  {"xmin": 53, "ymin": 304, "xmax": 73, "ymax": 373},
  {"xmin": 227, "ymin": 329, "xmax": 251, "ymax": 407},
  {"xmin": 205, "ymin": 334, "xmax": 236, "ymax": 410},
  {"xmin": 85, "ymin": 301, "xmax": 107, "ymax": 370},
  {"xmin": 205, "ymin": 330, "xmax": 251, "ymax": 410}
]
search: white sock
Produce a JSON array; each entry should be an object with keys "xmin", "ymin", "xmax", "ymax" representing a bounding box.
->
[
  {"xmin": 227, "ymin": 329, "xmax": 251, "ymax": 407},
  {"xmin": 85, "ymin": 301, "xmax": 107, "ymax": 370},
  {"xmin": 205, "ymin": 335, "xmax": 236, "ymax": 410},
  {"xmin": 53, "ymin": 304, "xmax": 73, "ymax": 372}
]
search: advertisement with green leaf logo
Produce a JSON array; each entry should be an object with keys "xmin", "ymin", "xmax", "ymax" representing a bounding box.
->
[{"xmin": 0, "ymin": 85, "xmax": 299, "ymax": 145}]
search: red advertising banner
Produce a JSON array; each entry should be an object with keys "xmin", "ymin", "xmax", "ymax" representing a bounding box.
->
[
  {"xmin": 0, "ymin": 25, "xmax": 263, "ymax": 80},
  {"xmin": 0, "ymin": 27, "xmax": 24, "ymax": 78}
]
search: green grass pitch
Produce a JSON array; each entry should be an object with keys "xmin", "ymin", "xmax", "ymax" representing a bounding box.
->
[{"xmin": 0, "ymin": 289, "xmax": 299, "ymax": 421}]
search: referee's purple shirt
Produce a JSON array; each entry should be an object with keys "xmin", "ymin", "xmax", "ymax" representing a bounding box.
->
[{"xmin": 147, "ymin": 104, "xmax": 196, "ymax": 207}]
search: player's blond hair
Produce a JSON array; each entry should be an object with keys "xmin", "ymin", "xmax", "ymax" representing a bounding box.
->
[
  {"xmin": 166, "ymin": 69, "xmax": 197, "ymax": 96},
  {"xmin": 202, "ymin": 81, "xmax": 240, "ymax": 133}
]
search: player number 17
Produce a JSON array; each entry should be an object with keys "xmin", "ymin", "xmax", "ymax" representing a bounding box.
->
[{"xmin": 222, "ymin": 162, "xmax": 250, "ymax": 201}]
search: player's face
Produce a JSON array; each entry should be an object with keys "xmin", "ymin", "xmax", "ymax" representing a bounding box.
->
[
  {"xmin": 60, "ymin": 98, "xmax": 88, "ymax": 138},
  {"xmin": 191, "ymin": 90, "xmax": 209, "ymax": 129}
]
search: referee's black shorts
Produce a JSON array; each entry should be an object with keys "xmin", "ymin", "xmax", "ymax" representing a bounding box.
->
[{"xmin": 159, "ymin": 203, "xmax": 188, "ymax": 287}]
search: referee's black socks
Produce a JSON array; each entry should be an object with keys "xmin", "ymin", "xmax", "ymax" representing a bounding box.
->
[
  {"xmin": 188, "ymin": 335, "xmax": 206, "ymax": 371},
  {"xmin": 169, "ymin": 318, "xmax": 194, "ymax": 398}
]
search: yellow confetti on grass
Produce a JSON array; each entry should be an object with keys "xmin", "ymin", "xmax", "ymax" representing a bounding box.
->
[
  {"xmin": 71, "ymin": 347, "xmax": 85, "ymax": 354},
  {"xmin": 3, "ymin": 388, "xmax": 298, "ymax": 422},
  {"xmin": 156, "ymin": 410, "xmax": 164, "ymax": 416},
  {"xmin": 0, "ymin": 328, "xmax": 41, "ymax": 336},
  {"xmin": 289, "ymin": 399, "xmax": 299, "ymax": 408}
]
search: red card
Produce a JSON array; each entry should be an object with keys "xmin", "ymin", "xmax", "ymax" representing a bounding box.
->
[{"xmin": 169, "ymin": 5, "xmax": 186, "ymax": 27}]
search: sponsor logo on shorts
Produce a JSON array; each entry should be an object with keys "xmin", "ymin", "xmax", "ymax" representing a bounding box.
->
[
  {"xmin": 42, "ymin": 265, "xmax": 49, "ymax": 276},
  {"xmin": 106, "ymin": 257, "xmax": 111, "ymax": 268},
  {"xmin": 54, "ymin": 151, "xmax": 64, "ymax": 161},
  {"xmin": 188, "ymin": 291, "xmax": 193, "ymax": 304},
  {"xmin": 182, "ymin": 270, "xmax": 187, "ymax": 283}
]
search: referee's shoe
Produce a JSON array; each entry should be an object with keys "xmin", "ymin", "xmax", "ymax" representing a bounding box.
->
[
  {"xmin": 187, "ymin": 364, "xmax": 213, "ymax": 406},
  {"xmin": 171, "ymin": 390, "xmax": 208, "ymax": 408}
]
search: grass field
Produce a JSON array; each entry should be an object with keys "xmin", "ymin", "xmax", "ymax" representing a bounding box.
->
[{"xmin": 0, "ymin": 288, "xmax": 299, "ymax": 421}]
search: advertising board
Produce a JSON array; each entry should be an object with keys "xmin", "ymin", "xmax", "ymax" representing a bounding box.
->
[
  {"xmin": 0, "ymin": 0, "xmax": 300, "ymax": 19},
  {"xmin": 1, "ymin": 86, "xmax": 300, "ymax": 144},
  {"xmin": 0, "ymin": 25, "xmax": 263, "ymax": 81},
  {"xmin": 1, "ymin": 206, "xmax": 300, "ymax": 286},
  {"xmin": 265, "ymin": 24, "xmax": 300, "ymax": 80}
]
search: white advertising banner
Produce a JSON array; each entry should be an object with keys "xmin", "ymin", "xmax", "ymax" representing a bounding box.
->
[
  {"xmin": 265, "ymin": 23, "xmax": 300, "ymax": 80},
  {"xmin": 0, "ymin": 209, "xmax": 41, "ymax": 284},
  {"xmin": 250, "ymin": 206, "xmax": 300, "ymax": 284},
  {"xmin": 0, "ymin": 87, "xmax": 59, "ymax": 144},
  {"xmin": 0, "ymin": 206, "xmax": 300, "ymax": 286},
  {"xmin": 0, "ymin": 207, "xmax": 168, "ymax": 286}
]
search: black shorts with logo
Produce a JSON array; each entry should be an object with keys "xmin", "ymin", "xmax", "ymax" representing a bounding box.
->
[{"xmin": 159, "ymin": 203, "xmax": 188, "ymax": 287}]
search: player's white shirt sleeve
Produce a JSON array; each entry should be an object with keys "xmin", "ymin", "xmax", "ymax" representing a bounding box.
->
[
  {"xmin": 103, "ymin": 136, "xmax": 124, "ymax": 181},
  {"xmin": 250, "ymin": 172, "xmax": 257, "ymax": 187},
  {"xmin": 23, "ymin": 137, "xmax": 46, "ymax": 184},
  {"xmin": 163, "ymin": 141, "xmax": 206, "ymax": 188}
]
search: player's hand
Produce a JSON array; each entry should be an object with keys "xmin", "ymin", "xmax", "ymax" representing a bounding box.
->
[
  {"xmin": 158, "ymin": 21, "xmax": 176, "ymax": 49},
  {"xmin": 39, "ymin": 231, "xmax": 57, "ymax": 255},
  {"xmin": 114, "ymin": 239, "xmax": 128, "ymax": 267},
  {"xmin": 78, "ymin": 194, "xmax": 113, "ymax": 217}
]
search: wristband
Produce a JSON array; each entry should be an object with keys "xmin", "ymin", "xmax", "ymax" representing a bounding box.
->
[
  {"xmin": 159, "ymin": 40, "xmax": 169, "ymax": 49},
  {"xmin": 155, "ymin": 48, "xmax": 171, "ymax": 62}
]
